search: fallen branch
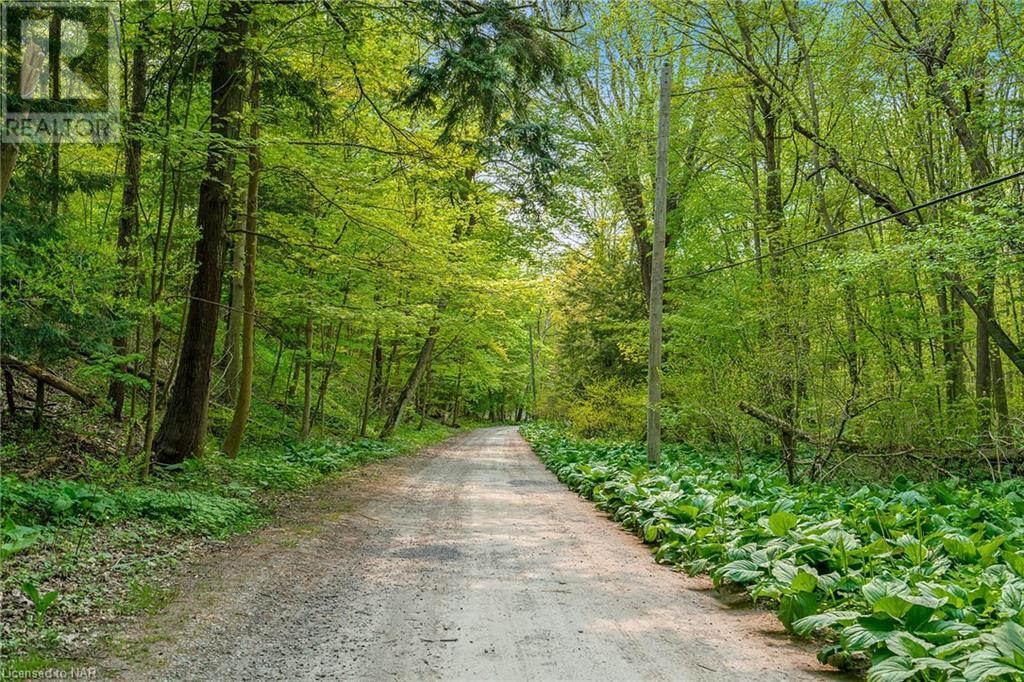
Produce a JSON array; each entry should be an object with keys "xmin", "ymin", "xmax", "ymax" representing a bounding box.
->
[
  {"xmin": 737, "ymin": 401, "xmax": 864, "ymax": 450},
  {"xmin": 736, "ymin": 401, "xmax": 1019, "ymax": 471},
  {"xmin": 0, "ymin": 354, "xmax": 100, "ymax": 407}
]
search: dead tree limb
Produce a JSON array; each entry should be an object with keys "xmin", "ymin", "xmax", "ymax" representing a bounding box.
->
[
  {"xmin": 0, "ymin": 355, "xmax": 100, "ymax": 407},
  {"xmin": 738, "ymin": 401, "xmax": 835, "ymax": 446}
]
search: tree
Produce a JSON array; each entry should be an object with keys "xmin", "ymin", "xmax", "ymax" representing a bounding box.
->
[
  {"xmin": 152, "ymin": 0, "xmax": 249, "ymax": 466},
  {"xmin": 222, "ymin": 64, "xmax": 261, "ymax": 458}
]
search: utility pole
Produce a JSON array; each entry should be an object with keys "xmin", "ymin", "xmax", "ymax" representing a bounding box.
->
[
  {"xmin": 528, "ymin": 321, "xmax": 537, "ymax": 415},
  {"xmin": 647, "ymin": 61, "xmax": 671, "ymax": 465}
]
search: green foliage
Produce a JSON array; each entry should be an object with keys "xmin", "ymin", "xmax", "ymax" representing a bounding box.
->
[
  {"xmin": 116, "ymin": 580, "xmax": 179, "ymax": 616},
  {"xmin": 523, "ymin": 422, "xmax": 1024, "ymax": 680},
  {"xmin": 564, "ymin": 378, "xmax": 645, "ymax": 438},
  {"xmin": 0, "ymin": 476, "xmax": 259, "ymax": 538},
  {"xmin": 1, "ymin": 520, "xmax": 44, "ymax": 560},
  {"xmin": 0, "ymin": 422, "xmax": 455, "ymax": 542},
  {"xmin": 20, "ymin": 582, "xmax": 59, "ymax": 628}
]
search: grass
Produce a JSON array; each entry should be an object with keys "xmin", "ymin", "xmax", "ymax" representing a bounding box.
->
[{"xmin": 116, "ymin": 580, "xmax": 180, "ymax": 617}]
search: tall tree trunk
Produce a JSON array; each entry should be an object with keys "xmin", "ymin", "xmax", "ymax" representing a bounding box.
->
[
  {"xmin": 372, "ymin": 333, "xmax": 384, "ymax": 408},
  {"xmin": 953, "ymin": 283, "xmax": 1024, "ymax": 377},
  {"xmin": 937, "ymin": 285, "xmax": 965, "ymax": 405},
  {"xmin": 300, "ymin": 316, "xmax": 313, "ymax": 440},
  {"xmin": 380, "ymin": 307, "xmax": 444, "ymax": 439},
  {"xmin": 222, "ymin": 227, "xmax": 245, "ymax": 402},
  {"xmin": 359, "ymin": 327, "xmax": 380, "ymax": 438},
  {"xmin": 109, "ymin": 27, "xmax": 147, "ymax": 419},
  {"xmin": 312, "ymin": 323, "xmax": 343, "ymax": 425},
  {"xmin": 743, "ymin": 16, "xmax": 799, "ymax": 481},
  {"xmin": 418, "ymin": 365, "xmax": 432, "ymax": 430},
  {"xmin": 0, "ymin": 145, "xmax": 17, "ymax": 202},
  {"xmin": 379, "ymin": 339, "xmax": 399, "ymax": 412},
  {"xmin": 267, "ymin": 334, "xmax": 284, "ymax": 394},
  {"xmin": 976, "ymin": 280, "xmax": 993, "ymax": 429},
  {"xmin": 223, "ymin": 66, "xmax": 260, "ymax": 459},
  {"xmin": 992, "ymin": 344, "xmax": 1010, "ymax": 437},
  {"xmin": 646, "ymin": 61, "xmax": 671, "ymax": 465},
  {"xmin": 746, "ymin": 98, "xmax": 764, "ymax": 276},
  {"xmin": 152, "ymin": 0, "xmax": 248, "ymax": 465},
  {"xmin": 528, "ymin": 323, "xmax": 537, "ymax": 415}
]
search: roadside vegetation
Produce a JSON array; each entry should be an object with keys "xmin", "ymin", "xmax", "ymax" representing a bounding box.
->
[
  {"xmin": 1, "ymin": 420, "xmax": 456, "ymax": 670},
  {"xmin": 524, "ymin": 422, "xmax": 1024, "ymax": 681}
]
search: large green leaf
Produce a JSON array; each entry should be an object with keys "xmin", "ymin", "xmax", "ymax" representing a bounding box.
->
[
  {"xmin": 942, "ymin": 534, "xmax": 978, "ymax": 562},
  {"xmin": 768, "ymin": 510, "xmax": 799, "ymax": 537},
  {"xmin": 963, "ymin": 622, "xmax": 1024, "ymax": 680},
  {"xmin": 792, "ymin": 610, "xmax": 860, "ymax": 637},
  {"xmin": 841, "ymin": 616, "xmax": 898, "ymax": 652},
  {"xmin": 862, "ymin": 577, "xmax": 909, "ymax": 606},
  {"xmin": 988, "ymin": 621, "xmax": 1024, "ymax": 660},
  {"xmin": 896, "ymin": 535, "xmax": 927, "ymax": 565},
  {"xmin": 999, "ymin": 581, "xmax": 1024, "ymax": 617},
  {"xmin": 791, "ymin": 570, "xmax": 818, "ymax": 593},
  {"xmin": 778, "ymin": 592, "xmax": 818, "ymax": 631},
  {"xmin": 873, "ymin": 595, "xmax": 913, "ymax": 619},
  {"xmin": 1004, "ymin": 551, "xmax": 1024, "ymax": 578},
  {"xmin": 884, "ymin": 632, "xmax": 931, "ymax": 658},
  {"xmin": 716, "ymin": 559, "xmax": 762, "ymax": 584},
  {"xmin": 866, "ymin": 656, "xmax": 917, "ymax": 682}
]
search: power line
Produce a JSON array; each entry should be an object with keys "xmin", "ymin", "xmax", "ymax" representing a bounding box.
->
[{"xmin": 666, "ymin": 168, "xmax": 1024, "ymax": 281}]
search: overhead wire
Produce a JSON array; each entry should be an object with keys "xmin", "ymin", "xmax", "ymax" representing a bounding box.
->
[{"xmin": 665, "ymin": 168, "xmax": 1024, "ymax": 282}]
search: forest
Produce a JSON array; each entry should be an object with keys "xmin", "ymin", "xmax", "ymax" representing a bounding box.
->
[{"xmin": 1, "ymin": 0, "xmax": 1023, "ymax": 680}]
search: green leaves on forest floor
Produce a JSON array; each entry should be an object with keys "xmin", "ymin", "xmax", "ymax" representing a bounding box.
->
[
  {"xmin": 522, "ymin": 422, "xmax": 1024, "ymax": 681},
  {"xmin": 0, "ymin": 421, "xmax": 457, "ymax": 667}
]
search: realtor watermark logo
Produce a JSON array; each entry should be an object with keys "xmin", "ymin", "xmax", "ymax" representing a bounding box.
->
[{"xmin": 1, "ymin": 0, "xmax": 119, "ymax": 144}]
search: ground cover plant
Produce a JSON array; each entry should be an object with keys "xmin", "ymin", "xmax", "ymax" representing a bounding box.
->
[
  {"xmin": 0, "ymin": 421, "xmax": 456, "ymax": 668},
  {"xmin": 522, "ymin": 422, "xmax": 1024, "ymax": 681}
]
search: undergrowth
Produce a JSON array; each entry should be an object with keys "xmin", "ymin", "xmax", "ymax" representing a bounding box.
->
[
  {"xmin": 522, "ymin": 422, "xmax": 1024, "ymax": 682},
  {"xmin": 0, "ymin": 419, "xmax": 457, "ymax": 667}
]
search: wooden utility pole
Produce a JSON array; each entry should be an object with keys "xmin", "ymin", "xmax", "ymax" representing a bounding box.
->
[
  {"xmin": 528, "ymin": 322, "xmax": 537, "ymax": 415},
  {"xmin": 647, "ymin": 61, "xmax": 671, "ymax": 465}
]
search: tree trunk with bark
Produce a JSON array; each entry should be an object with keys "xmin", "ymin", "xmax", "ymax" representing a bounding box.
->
[
  {"xmin": 359, "ymin": 327, "xmax": 380, "ymax": 438},
  {"xmin": 300, "ymin": 316, "xmax": 314, "ymax": 440},
  {"xmin": 223, "ymin": 66, "xmax": 260, "ymax": 459},
  {"xmin": 108, "ymin": 30, "xmax": 147, "ymax": 419},
  {"xmin": 380, "ymin": 308, "xmax": 444, "ymax": 440},
  {"xmin": 152, "ymin": 1, "xmax": 248, "ymax": 466},
  {"xmin": 222, "ymin": 227, "xmax": 245, "ymax": 402}
]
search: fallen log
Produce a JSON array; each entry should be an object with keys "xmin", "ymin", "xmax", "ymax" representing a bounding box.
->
[{"xmin": 0, "ymin": 354, "xmax": 100, "ymax": 407}]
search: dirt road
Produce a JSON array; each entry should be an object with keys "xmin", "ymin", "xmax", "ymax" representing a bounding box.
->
[{"xmin": 112, "ymin": 426, "xmax": 838, "ymax": 681}]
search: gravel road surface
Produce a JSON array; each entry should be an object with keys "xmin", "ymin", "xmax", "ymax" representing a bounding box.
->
[{"xmin": 110, "ymin": 426, "xmax": 839, "ymax": 681}]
